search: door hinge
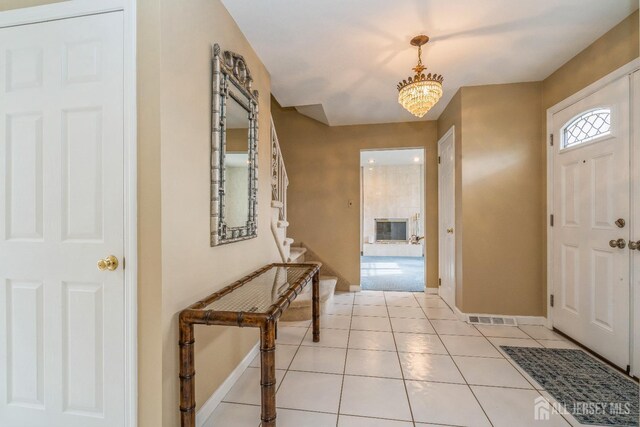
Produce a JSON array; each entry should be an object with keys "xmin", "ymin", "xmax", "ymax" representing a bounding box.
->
[
  {"xmin": 438, "ymin": 278, "xmax": 442, "ymax": 287},
  {"xmin": 438, "ymin": 156, "xmax": 441, "ymax": 164},
  {"xmin": 626, "ymin": 365, "xmax": 631, "ymax": 374},
  {"xmin": 550, "ymin": 214, "xmax": 554, "ymax": 227},
  {"xmin": 550, "ymin": 294, "xmax": 554, "ymax": 307},
  {"xmin": 550, "ymin": 134, "xmax": 554, "ymax": 146}
]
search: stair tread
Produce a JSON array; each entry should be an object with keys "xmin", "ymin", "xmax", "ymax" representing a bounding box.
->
[
  {"xmin": 280, "ymin": 276, "xmax": 338, "ymax": 321},
  {"xmin": 288, "ymin": 247, "xmax": 307, "ymax": 262}
]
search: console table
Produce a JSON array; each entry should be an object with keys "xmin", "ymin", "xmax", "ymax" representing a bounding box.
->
[{"xmin": 178, "ymin": 263, "xmax": 321, "ymax": 427}]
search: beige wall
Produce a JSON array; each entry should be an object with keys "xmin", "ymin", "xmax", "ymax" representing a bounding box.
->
[
  {"xmin": 437, "ymin": 84, "xmax": 544, "ymax": 316},
  {"xmin": 227, "ymin": 128, "xmax": 250, "ymax": 152},
  {"xmin": 272, "ymin": 102, "xmax": 439, "ymax": 290},
  {"xmin": 459, "ymin": 83, "xmax": 544, "ymax": 316},
  {"xmin": 137, "ymin": 0, "xmax": 163, "ymax": 424},
  {"xmin": 543, "ymin": 10, "xmax": 639, "ymax": 110},
  {"xmin": 156, "ymin": 2, "xmax": 277, "ymax": 427}
]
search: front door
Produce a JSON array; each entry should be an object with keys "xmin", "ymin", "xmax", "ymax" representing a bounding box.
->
[
  {"xmin": 438, "ymin": 128, "xmax": 456, "ymax": 308},
  {"xmin": 551, "ymin": 76, "xmax": 630, "ymax": 369},
  {"xmin": 0, "ymin": 11, "xmax": 126, "ymax": 427}
]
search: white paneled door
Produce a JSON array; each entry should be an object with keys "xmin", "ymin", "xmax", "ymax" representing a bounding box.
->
[
  {"xmin": 438, "ymin": 128, "xmax": 456, "ymax": 309},
  {"xmin": 0, "ymin": 11, "xmax": 125, "ymax": 427},
  {"xmin": 551, "ymin": 76, "xmax": 630, "ymax": 369}
]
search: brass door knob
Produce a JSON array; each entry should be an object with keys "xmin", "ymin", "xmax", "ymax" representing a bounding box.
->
[
  {"xmin": 446, "ymin": 228, "xmax": 454, "ymax": 234},
  {"xmin": 629, "ymin": 240, "xmax": 640, "ymax": 251},
  {"xmin": 609, "ymin": 239, "xmax": 626, "ymax": 249},
  {"xmin": 97, "ymin": 255, "xmax": 119, "ymax": 271}
]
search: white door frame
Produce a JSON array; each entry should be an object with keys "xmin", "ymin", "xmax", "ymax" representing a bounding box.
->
[
  {"xmin": 437, "ymin": 126, "xmax": 455, "ymax": 307},
  {"xmin": 359, "ymin": 147, "xmax": 427, "ymax": 291},
  {"xmin": 631, "ymin": 70, "xmax": 640, "ymax": 377},
  {"xmin": 0, "ymin": 1, "xmax": 138, "ymax": 425},
  {"xmin": 546, "ymin": 58, "xmax": 640, "ymax": 372}
]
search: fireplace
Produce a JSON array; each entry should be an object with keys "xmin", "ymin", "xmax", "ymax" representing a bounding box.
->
[{"xmin": 375, "ymin": 218, "xmax": 408, "ymax": 242}]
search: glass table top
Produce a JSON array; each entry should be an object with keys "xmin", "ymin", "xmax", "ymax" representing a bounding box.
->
[{"xmin": 203, "ymin": 265, "xmax": 314, "ymax": 314}]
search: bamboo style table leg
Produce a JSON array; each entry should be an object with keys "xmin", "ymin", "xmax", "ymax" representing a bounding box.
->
[
  {"xmin": 179, "ymin": 320, "xmax": 196, "ymax": 427},
  {"xmin": 260, "ymin": 319, "xmax": 277, "ymax": 426},
  {"xmin": 312, "ymin": 271, "xmax": 320, "ymax": 342}
]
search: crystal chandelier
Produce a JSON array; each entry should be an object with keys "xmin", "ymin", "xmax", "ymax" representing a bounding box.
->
[{"xmin": 397, "ymin": 35, "xmax": 443, "ymax": 118}]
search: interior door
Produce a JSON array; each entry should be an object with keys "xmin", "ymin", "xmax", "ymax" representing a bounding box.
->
[
  {"xmin": 0, "ymin": 11, "xmax": 126, "ymax": 427},
  {"xmin": 438, "ymin": 128, "xmax": 456, "ymax": 308},
  {"xmin": 551, "ymin": 76, "xmax": 630, "ymax": 369}
]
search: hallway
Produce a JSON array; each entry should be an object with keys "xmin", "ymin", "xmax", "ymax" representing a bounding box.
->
[
  {"xmin": 206, "ymin": 292, "xmax": 602, "ymax": 427},
  {"xmin": 360, "ymin": 257, "xmax": 425, "ymax": 292}
]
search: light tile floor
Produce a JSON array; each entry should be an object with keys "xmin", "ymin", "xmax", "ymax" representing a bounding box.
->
[{"xmin": 205, "ymin": 292, "xmax": 592, "ymax": 427}]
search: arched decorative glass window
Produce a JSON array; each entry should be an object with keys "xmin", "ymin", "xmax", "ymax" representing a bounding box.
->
[{"xmin": 562, "ymin": 108, "xmax": 611, "ymax": 149}]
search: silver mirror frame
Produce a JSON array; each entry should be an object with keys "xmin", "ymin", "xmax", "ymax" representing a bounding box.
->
[{"xmin": 211, "ymin": 43, "xmax": 259, "ymax": 246}]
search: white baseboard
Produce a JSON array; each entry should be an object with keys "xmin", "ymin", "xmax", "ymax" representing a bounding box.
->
[
  {"xmin": 512, "ymin": 316, "xmax": 547, "ymax": 326},
  {"xmin": 452, "ymin": 306, "xmax": 547, "ymax": 327},
  {"xmin": 196, "ymin": 342, "xmax": 260, "ymax": 427},
  {"xmin": 453, "ymin": 305, "xmax": 467, "ymax": 321},
  {"xmin": 351, "ymin": 286, "xmax": 438, "ymax": 293}
]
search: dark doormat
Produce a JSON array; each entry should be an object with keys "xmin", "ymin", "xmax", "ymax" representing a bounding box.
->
[{"xmin": 501, "ymin": 346, "xmax": 639, "ymax": 426}]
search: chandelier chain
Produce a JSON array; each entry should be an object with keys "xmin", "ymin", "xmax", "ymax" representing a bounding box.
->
[{"xmin": 414, "ymin": 45, "xmax": 426, "ymax": 74}]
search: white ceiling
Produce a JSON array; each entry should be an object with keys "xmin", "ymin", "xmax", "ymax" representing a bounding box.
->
[
  {"xmin": 361, "ymin": 149, "xmax": 424, "ymax": 166},
  {"xmin": 222, "ymin": 0, "xmax": 637, "ymax": 126}
]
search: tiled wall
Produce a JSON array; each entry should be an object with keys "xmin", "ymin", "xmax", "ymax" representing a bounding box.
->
[{"xmin": 362, "ymin": 164, "xmax": 424, "ymax": 244}]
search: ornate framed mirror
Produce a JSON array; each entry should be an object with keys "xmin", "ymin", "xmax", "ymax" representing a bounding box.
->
[{"xmin": 211, "ymin": 43, "xmax": 259, "ymax": 246}]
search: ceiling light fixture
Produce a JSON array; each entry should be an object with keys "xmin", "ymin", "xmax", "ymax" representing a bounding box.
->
[
  {"xmin": 397, "ymin": 35, "xmax": 443, "ymax": 118},
  {"xmin": 368, "ymin": 159, "xmax": 375, "ymax": 164},
  {"xmin": 413, "ymin": 157, "xmax": 420, "ymax": 162}
]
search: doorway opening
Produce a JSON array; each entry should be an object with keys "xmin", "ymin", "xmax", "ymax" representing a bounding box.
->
[{"xmin": 360, "ymin": 149, "xmax": 426, "ymax": 292}]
